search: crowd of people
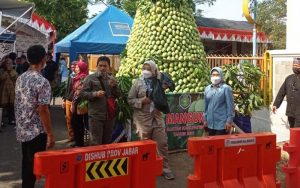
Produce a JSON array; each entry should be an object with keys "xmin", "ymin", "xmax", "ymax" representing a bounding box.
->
[
  {"xmin": 0, "ymin": 51, "xmax": 66, "ymax": 128},
  {"xmin": 0, "ymin": 44, "xmax": 237, "ymax": 187},
  {"xmin": 4, "ymin": 43, "xmax": 299, "ymax": 188},
  {"xmin": 0, "ymin": 52, "xmax": 27, "ymax": 127}
]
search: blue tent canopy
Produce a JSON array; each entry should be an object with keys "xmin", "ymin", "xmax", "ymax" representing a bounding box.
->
[{"xmin": 55, "ymin": 5, "xmax": 133, "ymax": 62}]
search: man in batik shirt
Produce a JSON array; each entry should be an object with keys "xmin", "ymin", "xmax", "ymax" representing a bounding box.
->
[{"xmin": 15, "ymin": 45, "xmax": 55, "ymax": 188}]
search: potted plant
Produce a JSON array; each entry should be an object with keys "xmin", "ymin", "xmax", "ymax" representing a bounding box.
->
[{"xmin": 223, "ymin": 61, "xmax": 264, "ymax": 133}]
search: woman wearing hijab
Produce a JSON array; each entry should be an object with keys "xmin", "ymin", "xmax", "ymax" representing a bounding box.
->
[
  {"xmin": 203, "ymin": 67, "xmax": 235, "ymax": 136},
  {"xmin": 70, "ymin": 60, "xmax": 88, "ymax": 147},
  {"xmin": 62, "ymin": 61, "xmax": 79, "ymax": 142},
  {"xmin": 0, "ymin": 57, "xmax": 18, "ymax": 125},
  {"xmin": 128, "ymin": 60, "xmax": 175, "ymax": 180}
]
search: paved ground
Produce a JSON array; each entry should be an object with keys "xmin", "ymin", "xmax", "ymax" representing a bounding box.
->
[{"xmin": 0, "ymin": 104, "xmax": 193, "ymax": 188}]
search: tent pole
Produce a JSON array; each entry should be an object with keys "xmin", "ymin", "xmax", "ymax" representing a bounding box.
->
[
  {"xmin": 0, "ymin": 11, "xmax": 2, "ymax": 28},
  {"xmin": 0, "ymin": 6, "xmax": 33, "ymax": 35}
]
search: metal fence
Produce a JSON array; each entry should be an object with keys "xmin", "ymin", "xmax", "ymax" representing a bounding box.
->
[
  {"xmin": 206, "ymin": 54, "xmax": 264, "ymax": 68},
  {"xmin": 206, "ymin": 53, "xmax": 272, "ymax": 106}
]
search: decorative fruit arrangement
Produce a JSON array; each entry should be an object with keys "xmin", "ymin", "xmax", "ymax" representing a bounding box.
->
[{"xmin": 117, "ymin": 0, "xmax": 210, "ymax": 93}]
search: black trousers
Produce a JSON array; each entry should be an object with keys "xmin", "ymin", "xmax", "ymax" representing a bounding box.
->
[
  {"xmin": 289, "ymin": 117, "xmax": 295, "ymax": 128},
  {"xmin": 208, "ymin": 128, "xmax": 227, "ymax": 136},
  {"xmin": 22, "ymin": 133, "xmax": 47, "ymax": 188},
  {"xmin": 2, "ymin": 104, "xmax": 14, "ymax": 124},
  {"xmin": 288, "ymin": 117, "xmax": 300, "ymax": 128},
  {"xmin": 7, "ymin": 104, "xmax": 15, "ymax": 123},
  {"xmin": 71, "ymin": 112, "xmax": 88, "ymax": 147}
]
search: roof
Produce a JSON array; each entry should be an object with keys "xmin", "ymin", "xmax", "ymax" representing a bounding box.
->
[
  {"xmin": 196, "ymin": 17, "xmax": 270, "ymax": 43},
  {"xmin": 196, "ymin": 17, "xmax": 253, "ymax": 31},
  {"xmin": 1, "ymin": 13, "xmax": 56, "ymax": 38},
  {"xmin": 0, "ymin": 0, "xmax": 34, "ymax": 19}
]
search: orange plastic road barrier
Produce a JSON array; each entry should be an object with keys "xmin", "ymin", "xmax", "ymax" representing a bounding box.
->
[
  {"xmin": 282, "ymin": 128, "xmax": 300, "ymax": 188},
  {"xmin": 188, "ymin": 133, "xmax": 281, "ymax": 188},
  {"xmin": 34, "ymin": 140, "xmax": 162, "ymax": 188}
]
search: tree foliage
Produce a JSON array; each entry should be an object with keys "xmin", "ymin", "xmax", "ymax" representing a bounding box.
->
[
  {"xmin": 105, "ymin": 0, "xmax": 138, "ymax": 17},
  {"xmin": 257, "ymin": 0, "xmax": 286, "ymax": 49},
  {"xmin": 23, "ymin": 0, "xmax": 89, "ymax": 41}
]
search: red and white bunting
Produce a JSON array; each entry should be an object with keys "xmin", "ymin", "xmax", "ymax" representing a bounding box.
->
[
  {"xmin": 198, "ymin": 26, "xmax": 270, "ymax": 43},
  {"xmin": 30, "ymin": 13, "xmax": 56, "ymax": 38}
]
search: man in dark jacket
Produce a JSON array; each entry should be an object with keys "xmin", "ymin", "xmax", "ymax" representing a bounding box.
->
[
  {"xmin": 272, "ymin": 58, "xmax": 300, "ymax": 128},
  {"xmin": 16, "ymin": 55, "xmax": 29, "ymax": 75},
  {"xmin": 80, "ymin": 56, "xmax": 119, "ymax": 145},
  {"xmin": 42, "ymin": 53, "xmax": 58, "ymax": 88}
]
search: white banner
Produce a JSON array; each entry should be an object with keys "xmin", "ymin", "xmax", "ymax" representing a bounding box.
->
[{"xmin": 0, "ymin": 42, "xmax": 13, "ymax": 59}]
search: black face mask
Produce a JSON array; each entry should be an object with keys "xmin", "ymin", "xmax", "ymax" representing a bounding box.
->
[{"xmin": 293, "ymin": 67, "xmax": 300, "ymax": 74}]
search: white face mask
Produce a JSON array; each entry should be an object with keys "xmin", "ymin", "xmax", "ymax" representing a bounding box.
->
[
  {"xmin": 142, "ymin": 70, "xmax": 153, "ymax": 79},
  {"xmin": 211, "ymin": 76, "xmax": 221, "ymax": 85}
]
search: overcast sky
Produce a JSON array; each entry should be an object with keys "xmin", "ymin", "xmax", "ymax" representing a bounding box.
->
[
  {"xmin": 88, "ymin": 0, "xmax": 248, "ymax": 21},
  {"xmin": 200, "ymin": 0, "xmax": 247, "ymax": 21}
]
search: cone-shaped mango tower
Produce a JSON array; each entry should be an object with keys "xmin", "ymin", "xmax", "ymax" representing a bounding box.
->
[{"xmin": 117, "ymin": 0, "xmax": 209, "ymax": 93}]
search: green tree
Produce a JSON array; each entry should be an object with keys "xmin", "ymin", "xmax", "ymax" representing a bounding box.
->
[
  {"xmin": 24, "ymin": 0, "xmax": 89, "ymax": 41},
  {"xmin": 104, "ymin": 0, "xmax": 137, "ymax": 17},
  {"xmin": 192, "ymin": 0, "xmax": 216, "ymax": 16},
  {"xmin": 257, "ymin": 0, "xmax": 286, "ymax": 49}
]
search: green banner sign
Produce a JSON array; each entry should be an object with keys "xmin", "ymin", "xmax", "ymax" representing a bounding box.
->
[{"xmin": 165, "ymin": 93, "xmax": 205, "ymax": 150}]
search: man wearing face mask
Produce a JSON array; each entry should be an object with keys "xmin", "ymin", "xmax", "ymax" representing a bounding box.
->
[
  {"xmin": 272, "ymin": 58, "xmax": 300, "ymax": 128},
  {"xmin": 203, "ymin": 67, "xmax": 235, "ymax": 136},
  {"xmin": 80, "ymin": 56, "xmax": 119, "ymax": 145}
]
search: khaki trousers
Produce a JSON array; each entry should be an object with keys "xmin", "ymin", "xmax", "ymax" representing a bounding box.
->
[
  {"xmin": 65, "ymin": 100, "xmax": 74, "ymax": 140},
  {"xmin": 136, "ymin": 115, "xmax": 170, "ymax": 170}
]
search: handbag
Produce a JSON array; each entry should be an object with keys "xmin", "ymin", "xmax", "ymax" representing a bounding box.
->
[
  {"xmin": 72, "ymin": 79, "xmax": 88, "ymax": 115},
  {"xmin": 76, "ymin": 100, "xmax": 88, "ymax": 115},
  {"xmin": 98, "ymin": 77, "xmax": 117, "ymax": 119},
  {"xmin": 150, "ymin": 77, "xmax": 170, "ymax": 114},
  {"xmin": 106, "ymin": 97, "xmax": 116, "ymax": 119},
  {"xmin": 161, "ymin": 72, "xmax": 175, "ymax": 91}
]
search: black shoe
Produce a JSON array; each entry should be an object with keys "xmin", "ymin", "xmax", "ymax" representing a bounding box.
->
[{"xmin": 70, "ymin": 143, "xmax": 78, "ymax": 148}]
